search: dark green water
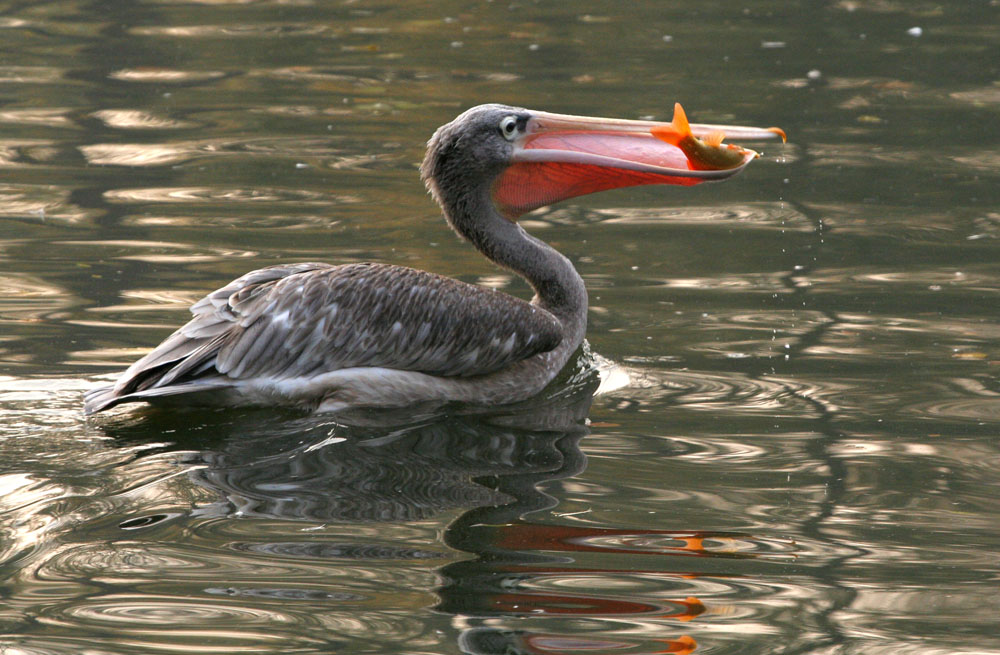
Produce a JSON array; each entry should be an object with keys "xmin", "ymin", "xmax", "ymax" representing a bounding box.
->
[{"xmin": 2, "ymin": 1, "xmax": 999, "ymax": 653}]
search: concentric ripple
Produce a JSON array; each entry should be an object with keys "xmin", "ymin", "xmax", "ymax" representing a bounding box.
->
[
  {"xmin": 34, "ymin": 541, "xmax": 358, "ymax": 583},
  {"xmin": 608, "ymin": 365, "xmax": 824, "ymax": 417},
  {"xmin": 52, "ymin": 595, "xmax": 284, "ymax": 626}
]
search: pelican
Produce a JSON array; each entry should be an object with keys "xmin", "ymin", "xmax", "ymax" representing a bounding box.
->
[{"xmin": 85, "ymin": 103, "xmax": 781, "ymax": 415}]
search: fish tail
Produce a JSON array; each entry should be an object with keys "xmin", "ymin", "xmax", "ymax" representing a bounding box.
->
[
  {"xmin": 670, "ymin": 102, "xmax": 691, "ymax": 136},
  {"xmin": 650, "ymin": 102, "xmax": 692, "ymax": 145}
]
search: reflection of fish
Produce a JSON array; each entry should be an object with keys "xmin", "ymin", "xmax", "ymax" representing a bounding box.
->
[
  {"xmin": 651, "ymin": 103, "xmax": 761, "ymax": 171},
  {"xmin": 654, "ymin": 634, "xmax": 697, "ymax": 655},
  {"xmin": 661, "ymin": 596, "xmax": 706, "ymax": 622}
]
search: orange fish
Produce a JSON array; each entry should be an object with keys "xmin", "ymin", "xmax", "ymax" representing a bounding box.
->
[{"xmin": 651, "ymin": 103, "xmax": 763, "ymax": 171}]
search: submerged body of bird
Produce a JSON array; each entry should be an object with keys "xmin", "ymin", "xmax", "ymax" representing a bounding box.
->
[{"xmin": 85, "ymin": 103, "xmax": 783, "ymax": 416}]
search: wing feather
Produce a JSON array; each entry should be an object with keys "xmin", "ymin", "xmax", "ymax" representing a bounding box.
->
[
  {"xmin": 90, "ymin": 261, "xmax": 563, "ymax": 412},
  {"xmin": 107, "ymin": 263, "xmax": 332, "ymax": 398}
]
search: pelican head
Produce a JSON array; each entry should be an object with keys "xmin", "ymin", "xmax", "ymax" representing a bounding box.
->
[{"xmin": 421, "ymin": 103, "xmax": 782, "ymax": 224}]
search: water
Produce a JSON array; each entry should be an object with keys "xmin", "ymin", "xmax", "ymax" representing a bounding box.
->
[{"xmin": 2, "ymin": 1, "xmax": 999, "ymax": 653}]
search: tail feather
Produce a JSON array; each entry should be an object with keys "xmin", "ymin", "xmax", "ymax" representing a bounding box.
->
[
  {"xmin": 83, "ymin": 385, "xmax": 119, "ymax": 415},
  {"xmin": 84, "ymin": 380, "xmax": 232, "ymax": 415}
]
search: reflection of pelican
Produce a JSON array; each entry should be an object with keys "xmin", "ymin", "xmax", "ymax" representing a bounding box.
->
[
  {"xmin": 94, "ymin": 367, "xmax": 600, "ymax": 653},
  {"xmin": 100, "ymin": 363, "xmax": 598, "ymax": 524},
  {"xmin": 86, "ymin": 104, "xmax": 779, "ymax": 414}
]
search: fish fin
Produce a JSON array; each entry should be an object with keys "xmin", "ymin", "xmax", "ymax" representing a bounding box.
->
[{"xmin": 702, "ymin": 130, "xmax": 726, "ymax": 147}]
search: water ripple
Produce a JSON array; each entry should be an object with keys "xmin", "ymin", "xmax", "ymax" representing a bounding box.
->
[
  {"xmin": 656, "ymin": 271, "xmax": 791, "ymax": 292},
  {"xmin": 0, "ymin": 141, "xmax": 64, "ymax": 170},
  {"xmin": 56, "ymin": 239, "xmax": 257, "ymax": 265},
  {"xmin": 53, "ymin": 595, "xmax": 284, "ymax": 626},
  {"xmin": 809, "ymin": 142, "xmax": 998, "ymax": 179},
  {"xmin": 803, "ymin": 202, "xmax": 967, "ymax": 241},
  {"xmin": 118, "ymin": 212, "xmax": 343, "ymax": 230},
  {"xmin": 104, "ymin": 186, "xmax": 358, "ymax": 206},
  {"xmin": 79, "ymin": 143, "xmax": 196, "ymax": 167},
  {"xmin": 21, "ymin": 596, "xmax": 340, "ymax": 651},
  {"xmin": 541, "ymin": 202, "xmax": 812, "ymax": 230},
  {"xmin": 109, "ymin": 68, "xmax": 226, "ymax": 83},
  {"xmin": 0, "ymin": 108, "xmax": 74, "ymax": 128},
  {"xmin": 204, "ymin": 586, "xmax": 364, "ymax": 601},
  {"xmin": 258, "ymin": 66, "xmax": 385, "ymax": 87},
  {"xmin": 608, "ymin": 365, "xmax": 823, "ymax": 417},
  {"xmin": 568, "ymin": 531, "xmax": 800, "ymax": 559},
  {"xmin": 80, "ymin": 136, "xmax": 397, "ymax": 168},
  {"xmin": 951, "ymin": 85, "xmax": 1000, "ymax": 106},
  {"xmin": 131, "ymin": 23, "xmax": 335, "ymax": 38},
  {"xmin": 0, "ymin": 66, "xmax": 64, "ymax": 83},
  {"xmin": 229, "ymin": 541, "xmax": 448, "ymax": 561},
  {"xmin": 0, "ymin": 273, "xmax": 74, "ymax": 323},
  {"xmin": 0, "ymin": 183, "xmax": 96, "ymax": 224},
  {"xmin": 91, "ymin": 109, "xmax": 197, "ymax": 130},
  {"xmin": 905, "ymin": 396, "xmax": 1000, "ymax": 422},
  {"xmin": 35, "ymin": 541, "xmax": 354, "ymax": 583},
  {"xmin": 951, "ymin": 149, "xmax": 1000, "ymax": 173}
]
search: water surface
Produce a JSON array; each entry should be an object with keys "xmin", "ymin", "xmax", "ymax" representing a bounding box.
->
[{"xmin": 2, "ymin": 1, "xmax": 999, "ymax": 654}]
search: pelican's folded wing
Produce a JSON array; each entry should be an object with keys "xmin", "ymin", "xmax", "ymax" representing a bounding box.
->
[
  {"xmin": 85, "ymin": 262, "xmax": 562, "ymax": 413},
  {"xmin": 211, "ymin": 262, "xmax": 563, "ymax": 378}
]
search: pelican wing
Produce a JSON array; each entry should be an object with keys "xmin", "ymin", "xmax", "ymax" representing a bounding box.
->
[{"xmin": 86, "ymin": 262, "xmax": 562, "ymax": 412}]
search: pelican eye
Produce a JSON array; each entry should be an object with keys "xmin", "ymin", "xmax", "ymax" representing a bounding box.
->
[{"xmin": 499, "ymin": 115, "xmax": 519, "ymax": 141}]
